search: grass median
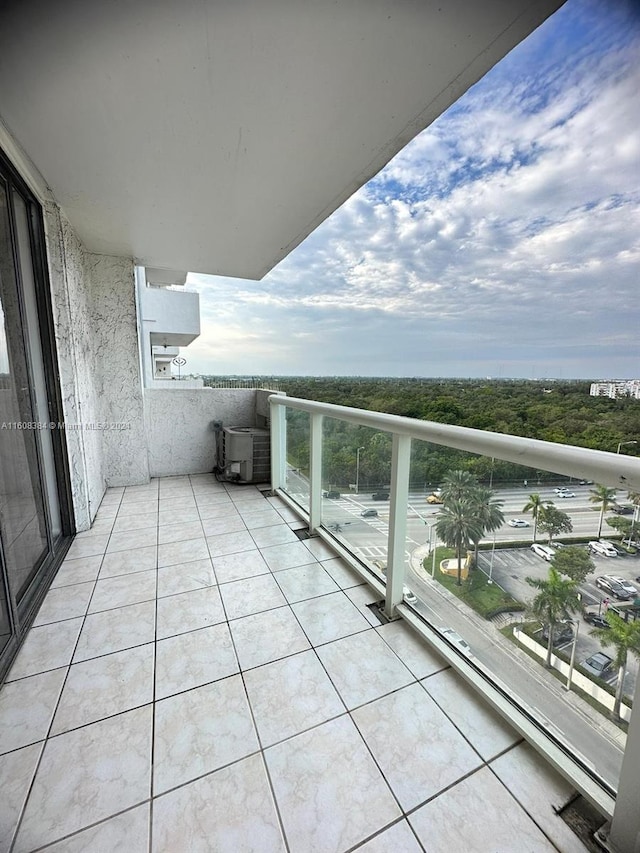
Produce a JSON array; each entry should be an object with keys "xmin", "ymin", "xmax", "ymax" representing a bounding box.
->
[{"xmin": 423, "ymin": 546, "xmax": 524, "ymax": 619}]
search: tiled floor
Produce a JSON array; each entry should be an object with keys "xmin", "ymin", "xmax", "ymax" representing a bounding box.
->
[{"xmin": 0, "ymin": 476, "xmax": 589, "ymax": 852}]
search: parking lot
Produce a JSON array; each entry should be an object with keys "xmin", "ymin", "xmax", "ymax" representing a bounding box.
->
[{"xmin": 476, "ymin": 544, "xmax": 639, "ymax": 698}]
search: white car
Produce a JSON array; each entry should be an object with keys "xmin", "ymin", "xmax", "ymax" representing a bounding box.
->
[
  {"xmin": 554, "ymin": 487, "xmax": 570, "ymax": 494},
  {"xmin": 403, "ymin": 587, "xmax": 418, "ymax": 605},
  {"xmin": 439, "ymin": 627, "xmax": 473, "ymax": 657},
  {"xmin": 610, "ymin": 576, "xmax": 637, "ymax": 597},
  {"xmin": 508, "ymin": 518, "xmax": 529, "ymax": 528},
  {"xmin": 531, "ymin": 543, "xmax": 556, "ymax": 561},
  {"xmin": 589, "ymin": 541, "xmax": 618, "ymax": 558},
  {"xmin": 557, "ymin": 491, "xmax": 576, "ymax": 498}
]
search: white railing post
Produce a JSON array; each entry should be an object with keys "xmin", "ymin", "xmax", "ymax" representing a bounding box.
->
[
  {"xmin": 270, "ymin": 400, "xmax": 286, "ymax": 491},
  {"xmin": 385, "ymin": 433, "xmax": 411, "ymax": 619},
  {"xmin": 607, "ymin": 675, "xmax": 640, "ymax": 851},
  {"xmin": 309, "ymin": 413, "xmax": 323, "ymax": 534}
]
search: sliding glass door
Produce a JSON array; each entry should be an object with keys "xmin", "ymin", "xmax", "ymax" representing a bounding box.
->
[{"xmin": 0, "ymin": 151, "xmax": 73, "ymax": 678}]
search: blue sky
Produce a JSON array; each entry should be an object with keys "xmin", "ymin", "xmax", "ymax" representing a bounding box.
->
[{"xmin": 188, "ymin": 0, "xmax": 640, "ymax": 379}]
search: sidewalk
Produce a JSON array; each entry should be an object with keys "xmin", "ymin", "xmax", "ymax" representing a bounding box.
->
[{"xmin": 407, "ymin": 544, "xmax": 628, "ymax": 751}]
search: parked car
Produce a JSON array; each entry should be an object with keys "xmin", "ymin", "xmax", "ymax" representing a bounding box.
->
[
  {"xmin": 584, "ymin": 612, "xmax": 610, "ymax": 629},
  {"xmin": 439, "ymin": 627, "xmax": 473, "ymax": 657},
  {"xmin": 531, "ymin": 543, "xmax": 555, "ymax": 561},
  {"xmin": 360, "ymin": 508, "xmax": 378, "ymax": 518},
  {"xmin": 609, "ymin": 576, "xmax": 637, "ymax": 597},
  {"xmin": 581, "ymin": 652, "xmax": 616, "ymax": 682},
  {"xmin": 541, "ymin": 622, "xmax": 574, "ymax": 645},
  {"xmin": 371, "ymin": 491, "xmax": 390, "ymax": 501},
  {"xmin": 612, "ymin": 504, "xmax": 633, "ymax": 515},
  {"xmin": 588, "ymin": 541, "xmax": 618, "ymax": 558},
  {"xmin": 508, "ymin": 518, "xmax": 529, "ymax": 527},
  {"xmin": 595, "ymin": 575, "xmax": 632, "ymax": 600}
]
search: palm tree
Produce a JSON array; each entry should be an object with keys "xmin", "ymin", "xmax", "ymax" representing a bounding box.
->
[
  {"xmin": 526, "ymin": 567, "xmax": 580, "ymax": 667},
  {"xmin": 590, "ymin": 612, "xmax": 640, "ymax": 720},
  {"xmin": 440, "ymin": 470, "xmax": 478, "ymax": 505},
  {"xmin": 522, "ymin": 493, "xmax": 547, "ymax": 542},
  {"xmin": 435, "ymin": 498, "xmax": 484, "ymax": 586},
  {"xmin": 469, "ymin": 485, "xmax": 504, "ymax": 566},
  {"xmin": 627, "ymin": 491, "xmax": 640, "ymax": 547},
  {"xmin": 589, "ymin": 485, "xmax": 618, "ymax": 538}
]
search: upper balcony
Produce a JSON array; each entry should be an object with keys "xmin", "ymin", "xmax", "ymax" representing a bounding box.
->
[
  {"xmin": 139, "ymin": 285, "xmax": 200, "ymax": 348},
  {"xmin": 2, "ymin": 395, "xmax": 639, "ymax": 852}
]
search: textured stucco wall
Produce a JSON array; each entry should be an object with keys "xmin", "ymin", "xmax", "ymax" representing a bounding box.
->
[
  {"xmin": 87, "ymin": 254, "xmax": 149, "ymax": 488},
  {"xmin": 44, "ymin": 206, "xmax": 150, "ymax": 528},
  {"xmin": 144, "ymin": 388, "xmax": 257, "ymax": 477},
  {"xmin": 44, "ymin": 203, "xmax": 105, "ymax": 530}
]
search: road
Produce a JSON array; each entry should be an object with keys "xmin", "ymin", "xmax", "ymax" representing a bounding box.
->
[{"xmin": 406, "ymin": 569, "xmax": 625, "ymax": 790}]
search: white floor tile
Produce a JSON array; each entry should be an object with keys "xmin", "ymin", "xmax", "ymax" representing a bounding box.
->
[
  {"xmin": 15, "ymin": 706, "xmax": 152, "ymax": 852},
  {"xmin": 154, "ymin": 676, "xmax": 259, "ymax": 794},
  {"xmin": 265, "ymin": 715, "xmax": 400, "ymax": 853},
  {"xmin": 152, "ymin": 754, "xmax": 285, "ymax": 852},
  {"xmin": 244, "ymin": 650, "xmax": 345, "ymax": 747}
]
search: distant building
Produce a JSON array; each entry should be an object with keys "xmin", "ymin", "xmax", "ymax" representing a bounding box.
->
[{"xmin": 590, "ymin": 380, "xmax": 640, "ymax": 400}]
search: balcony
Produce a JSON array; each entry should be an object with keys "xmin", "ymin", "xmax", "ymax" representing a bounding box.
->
[
  {"xmin": 3, "ymin": 396, "xmax": 639, "ymax": 852},
  {"xmin": 0, "ymin": 475, "xmax": 592, "ymax": 853}
]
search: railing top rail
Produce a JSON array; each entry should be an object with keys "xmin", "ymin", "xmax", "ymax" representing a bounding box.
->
[{"xmin": 269, "ymin": 394, "xmax": 640, "ymax": 492}]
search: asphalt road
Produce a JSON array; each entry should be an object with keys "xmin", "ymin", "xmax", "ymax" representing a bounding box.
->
[{"xmin": 405, "ymin": 569, "xmax": 625, "ymax": 790}]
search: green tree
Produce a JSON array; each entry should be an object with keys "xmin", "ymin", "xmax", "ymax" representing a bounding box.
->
[
  {"xmin": 550, "ymin": 546, "xmax": 594, "ymax": 583},
  {"xmin": 589, "ymin": 485, "xmax": 618, "ymax": 539},
  {"xmin": 440, "ymin": 469, "xmax": 478, "ymax": 504},
  {"xmin": 538, "ymin": 505, "xmax": 573, "ymax": 544},
  {"xmin": 605, "ymin": 516, "xmax": 633, "ymax": 541},
  {"xmin": 522, "ymin": 493, "xmax": 548, "ymax": 542},
  {"xmin": 590, "ymin": 612, "xmax": 640, "ymax": 721},
  {"xmin": 526, "ymin": 568, "xmax": 581, "ymax": 667},
  {"xmin": 435, "ymin": 499, "xmax": 484, "ymax": 586},
  {"xmin": 468, "ymin": 485, "xmax": 505, "ymax": 566},
  {"xmin": 627, "ymin": 491, "xmax": 640, "ymax": 546}
]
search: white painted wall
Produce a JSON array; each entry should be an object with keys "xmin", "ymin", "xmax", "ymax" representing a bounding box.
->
[{"xmin": 144, "ymin": 388, "xmax": 257, "ymax": 477}]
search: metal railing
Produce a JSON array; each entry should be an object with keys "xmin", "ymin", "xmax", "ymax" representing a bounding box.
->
[{"xmin": 269, "ymin": 393, "xmax": 640, "ymax": 844}]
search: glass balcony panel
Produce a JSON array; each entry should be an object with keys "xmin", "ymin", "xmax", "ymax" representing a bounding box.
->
[
  {"xmin": 402, "ymin": 449, "xmax": 632, "ymax": 795},
  {"xmin": 318, "ymin": 419, "xmax": 390, "ymax": 584},
  {"xmin": 274, "ymin": 395, "xmax": 637, "ymax": 803},
  {"xmin": 283, "ymin": 407, "xmax": 310, "ymax": 512}
]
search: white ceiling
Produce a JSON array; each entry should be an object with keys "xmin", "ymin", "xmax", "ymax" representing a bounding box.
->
[{"xmin": 0, "ymin": 0, "xmax": 563, "ymax": 280}]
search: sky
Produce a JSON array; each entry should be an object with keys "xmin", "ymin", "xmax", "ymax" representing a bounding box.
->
[{"xmin": 187, "ymin": 0, "xmax": 640, "ymax": 380}]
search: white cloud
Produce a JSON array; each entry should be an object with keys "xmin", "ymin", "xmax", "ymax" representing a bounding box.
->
[{"xmin": 186, "ymin": 0, "xmax": 639, "ymax": 378}]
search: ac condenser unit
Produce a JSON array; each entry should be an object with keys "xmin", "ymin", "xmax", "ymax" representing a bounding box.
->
[{"xmin": 218, "ymin": 427, "xmax": 270, "ymax": 484}]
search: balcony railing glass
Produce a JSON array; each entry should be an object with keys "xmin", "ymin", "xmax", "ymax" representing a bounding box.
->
[{"xmin": 270, "ymin": 393, "xmax": 640, "ymax": 830}]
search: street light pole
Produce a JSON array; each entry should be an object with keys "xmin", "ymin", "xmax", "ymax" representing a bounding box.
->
[
  {"xmin": 616, "ymin": 440, "xmax": 638, "ymax": 454},
  {"xmin": 488, "ymin": 530, "xmax": 497, "ymax": 584},
  {"xmin": 355, "ymin": 446, "xmax": 365, "ymax": 494},
  {"xmin": 566, "ymin": 618, "xmax": 580, "ymax": 691}
]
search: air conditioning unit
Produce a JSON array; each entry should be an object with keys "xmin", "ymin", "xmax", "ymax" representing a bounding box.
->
[{"xmin": 218, "ymin": 426, "xmax": 270, "ymax": 484}]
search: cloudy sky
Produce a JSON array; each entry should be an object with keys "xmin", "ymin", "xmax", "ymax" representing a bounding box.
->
[{"xmin": 187, "ymin": 0, "xmax": 639, "ymax": 380}]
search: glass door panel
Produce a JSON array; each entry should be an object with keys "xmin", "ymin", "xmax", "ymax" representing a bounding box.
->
[{"xmin": 0, "ymin": 178, "xmax": 49, "ymax": 605}]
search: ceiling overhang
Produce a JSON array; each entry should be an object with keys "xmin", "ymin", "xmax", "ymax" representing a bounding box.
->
[{"xmin": 0, "ymin": 0, "xmax": 564, "ymax": 280}]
